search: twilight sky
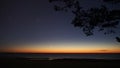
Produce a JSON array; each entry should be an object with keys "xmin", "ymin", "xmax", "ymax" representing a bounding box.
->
[{"xmin": 0, "ymin": 0, "xmax": 120, "ymax": 53}]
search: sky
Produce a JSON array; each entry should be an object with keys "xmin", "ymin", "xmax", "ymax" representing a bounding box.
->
[{"xmin": 0, "ymin": 0, "xmax": 120, "ymax": 53}]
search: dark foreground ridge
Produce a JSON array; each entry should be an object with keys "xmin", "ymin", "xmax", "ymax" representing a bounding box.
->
[{"xmin": 0, "ymin": 57, "xmax": 120, "ymax": 68}]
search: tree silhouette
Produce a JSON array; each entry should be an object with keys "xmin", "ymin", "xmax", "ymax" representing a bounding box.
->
[
  {"xmin": 103, "ymin": 0, "xmax": 120, "ymax": 3},
  {"xmin": 49, "ymin": 0, "xmax": 120, "ymax": 42}
]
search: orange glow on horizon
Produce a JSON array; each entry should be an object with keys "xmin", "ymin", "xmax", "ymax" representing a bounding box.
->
[
  {"xmin": 0, "ymin": 43, "xmax": 120, "ymax": 53},
  {"xmin": 1, "ymin": 47, "xmax": 120, "ymax": 53}
]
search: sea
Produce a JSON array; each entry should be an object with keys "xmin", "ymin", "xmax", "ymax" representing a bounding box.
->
[{"xmin": 0, "ymin": 53, "xmax": 120, "ymax": 60}]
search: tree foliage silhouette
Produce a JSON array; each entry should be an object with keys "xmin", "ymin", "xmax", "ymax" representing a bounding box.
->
[{"xmin": 49, "ymin": 0, "xmax": 120, "ymax": 42}]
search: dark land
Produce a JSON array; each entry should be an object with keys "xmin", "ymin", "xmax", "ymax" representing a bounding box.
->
[{"xmin": 0, "ymin": 56, "xmax": 120, "ymax": 68}]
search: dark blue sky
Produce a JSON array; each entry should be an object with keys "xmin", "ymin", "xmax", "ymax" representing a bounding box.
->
[{"xmin": 0, "ymin": 0, "xmax": 120, "ymax": 52}]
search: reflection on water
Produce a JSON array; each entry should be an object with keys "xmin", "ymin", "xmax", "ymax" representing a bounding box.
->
[{"xmin": 0, "ymin": 53, "xmax": 120, "ymax": 60}]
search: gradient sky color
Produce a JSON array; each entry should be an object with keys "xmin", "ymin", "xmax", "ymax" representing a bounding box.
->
[
  {"xmin": 0, "ymin": 42, "xmax": 120, "ymax": 53},
  {"xmin": 0, "ymin": 0, "xmax": 120, "ymax": 53}
]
